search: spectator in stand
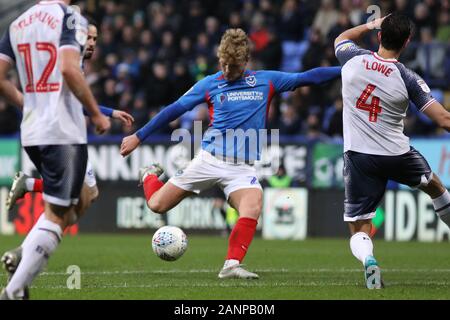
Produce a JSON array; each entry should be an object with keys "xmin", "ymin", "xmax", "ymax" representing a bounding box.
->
[
  {"xmin": 228, "ymin": 11, "xmax": 247, "ymax": 30},
  {"xmin": 146, "ymin": 61, "xmax": 173, "ymax": 109},
  {"xmin": 182, "ymin": 1, "xmax": 205, "ymax": 38},
  {"xmin": 302, "ymin": 28, "xmax": 325, "ymax": 70},
  {"xmin": 249, "ymin": 12, "xmax": 270, "ymax": 54},
  {"xmin": 172, "ymin": 62, "xmax": 195, "ymax": 99},
  {"xmin": 408, "ymin": 27, "xmax": 447, "ymax": 80},
  {"xmin": 279, "ymin": 101, "xmax": 302, "ymax": 135},
  {"xmin": 313, "ymin": 0, "xmax": 339, "ymax": 42},
  {"xmin": 323, "ymin": 97, "xmax": 344, "ymax": 138},
  {"xmin": 412, "ymin": 2, "xmax": 434, "ymax": 39},
  {"xmin": 436, "ymin": 11, "xmax": 450, "ymax": 43},
  {"xmin": 327, "ymin": 13, "xmax": 353, "ymax": 45},
  {"xmin": 258, "ymin": 28, "xmax": 283, "ymax": 70},
  {"xmin": 205, "ymin": 16, "xmax": 222, "ymax": 46},
  {"xmin": 131, "ymin": 93, "xmax": 149, "ymax": 131},
  {"xmin": 156, "ymin": 30, "xmax": 178, "ymax": 62},
  {"xmin": 279, "ymin": 0, "xmax": 305, "ymax": 42}
]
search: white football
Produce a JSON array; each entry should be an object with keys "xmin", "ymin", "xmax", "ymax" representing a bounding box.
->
[{"xmin": 152, "ymin": 226, "xmax": 188, "ymax": 261}]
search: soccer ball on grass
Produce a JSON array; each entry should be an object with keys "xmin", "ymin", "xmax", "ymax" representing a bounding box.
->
[{"xmin": 152, "ymin": 226, "xmax": 188, "ymax": 261}]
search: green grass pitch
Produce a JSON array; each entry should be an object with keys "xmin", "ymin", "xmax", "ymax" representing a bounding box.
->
[{"xmin": 0, "ymin": 234, "xmax": 449, "ymax": 300}]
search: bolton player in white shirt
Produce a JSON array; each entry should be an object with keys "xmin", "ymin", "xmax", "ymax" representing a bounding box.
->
[
  {"xmin": 0, "ymin": 0, "xmax": 111, "ymax": 299},
  {"xmin": 1, "ymin": 20, "xmax": 134, "ymax": 283},
  {"xmin": 334, "ymin": 13, "xmax": 450, "ymax": 289}
]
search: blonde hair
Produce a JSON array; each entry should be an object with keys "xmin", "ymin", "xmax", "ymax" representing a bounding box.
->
[{"xmin": 217, "ymin": 28, "xmax": 250, "ymax": 65}]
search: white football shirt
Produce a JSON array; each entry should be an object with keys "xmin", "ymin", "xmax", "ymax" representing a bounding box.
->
[
  {"xmin": 335, "ymin": 40, "xmax": 436, "ymax": 156},
  {"xmin": 0, "ymin": 0, "xmax": 88, "ymax": 146}
]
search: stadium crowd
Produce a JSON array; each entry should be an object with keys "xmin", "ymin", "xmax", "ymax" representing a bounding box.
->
[{"xmin": 0, "ymin": 0, "xmax": 449, "ymax": 138}]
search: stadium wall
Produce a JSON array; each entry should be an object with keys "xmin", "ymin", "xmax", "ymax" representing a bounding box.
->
[{"xmin": 0, "ymin": 137, "xmax": 449, "ymax": 242}]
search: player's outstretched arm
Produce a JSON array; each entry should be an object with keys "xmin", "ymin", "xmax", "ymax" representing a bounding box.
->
[
  {"xmin": 334, "ymin": 15, "xmax": 388, "ymax": 47},
  {"xmin": 121, "ymin": 77, "xmax": 210, "ymax": 156},
  {"xmin": 60, "ymin": 48, "xmax": 110, "ymax": 134},
  {"xmin": 120, "ymin": 101, "xmax": 191, "ymax": 157},
  {"xmin": 84, "ymin": 105, "xmax": 134, "ymax": 127},
  {"xmin": 423, "ymin": 101, "xmax": 450, "ymax": 132},
  {"xmin": 0, "ymin": 60, "xmax": 23, "ymax": 110},
  {"xmin": 267, "ymin": 67, "xmax": 341, "ymax": 93},
  {"xmin": 296, "ymin": 67, "xmax": 342, "ymax": 86}
]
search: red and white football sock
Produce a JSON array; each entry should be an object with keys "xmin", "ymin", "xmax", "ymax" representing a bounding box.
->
[
  {"xmin": 143, "ymin": 175, "xmax": 164, "ymax": 202},
  {"xmin": 25, "ymin": 178, "xmax": 43, "ymax": 192},
  {"xmin": 224, "ymin": 217, "xmax": 258, "ymax": 268}
]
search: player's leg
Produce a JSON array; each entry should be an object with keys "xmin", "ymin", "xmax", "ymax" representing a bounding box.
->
[
  {"xmin": 211, "ymin": 186, "xmax": 231, "ymax": 235},
  {"xmin": 140, "ymin": 151, "xmax": 218, "ymax": 213},
  {"xmin": 343, "ymin": 151, "xmax": 385, "ymax": 289},
  {"xmin": 68, "ymin": 161, "xmax": 100, "ymax": 225},
  {"xmin": 2, "ymin": 145, "xmax": 87, "ymax": 300},
  {"xmin": 2, "ymin": 158, "xmax": 97, "ymax": 274},
  {"xmin": 139, "ymin": 164, "xmax": 194, "ymax": 213},
  {"xmin": 2, "ymin": 169, "xmax": 50, "ymax": 272},
  {"xmin": 2, "ymin": 169, "xmax": 51, "ymax": 275},
  {"xmin": 5, "ymin": 172, "xmax": 43, "ymax": 211},
  {"xmin": 390, "ymin": 147, "xmax": 450, "ymax": 228},
  {"xmin": 419, "ymin": 175, "xmax": 450, "ymax": 228},
  {"xmin": 1, "ymin": 185, "xmax": 86, "ymax": 275},
  {"xmin": 218, "ymin": 164, "xmax": 262, "ymax": 279}
]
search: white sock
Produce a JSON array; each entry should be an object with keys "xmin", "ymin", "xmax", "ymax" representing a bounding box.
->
[
  {"xmin": 350, "ymin": 232, "xmax": 374, "ymax": 265},
  {"xmin": 6, "ymin": 216, "xmax": 62, "ymax": 299},
  {"xmin": 21, "ymin": 213, "xmax": 45, "ymax": 249},
  {"xmin": 223, "ymin": 259, "xmax": 239, "ymax": 269},
  {"xmin": 432, "ymin": 190, "xmax": 450, "ymax": 228},
  {"xmin": 25, "ymin": 178, "xmax": 36, "ymax": 192}
]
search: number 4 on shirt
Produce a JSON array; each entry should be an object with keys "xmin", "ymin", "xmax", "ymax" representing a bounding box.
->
[{"xmin": 356, "ymin": 84, "xmax": 382, "ymax": 122}]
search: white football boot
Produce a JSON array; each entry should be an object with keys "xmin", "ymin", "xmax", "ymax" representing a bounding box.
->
[
  {"xmin": 6, "ymin": 172, "xmax": 29, "ymax": 211},
  {"xmin": 364, "ymin": 255, "xmax": 383, "ymax": 289},
  {"xmin": 138, "ymin": 164, "xmax": 165, "ymax": 186},
  {"xmin": 218, "ymin": 264, "xmax": 259, "ymax": 279},
  {"xmin": 1, "ymin": 247, "xmax": 29, "ymax": 299}
]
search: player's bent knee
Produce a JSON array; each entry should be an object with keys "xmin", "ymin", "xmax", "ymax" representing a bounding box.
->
[
  {"xmin": 420, "ymin": 173, "xmax": 446, "ymax": 198},
  {"xmin": 148, "ymin": 198, "xmax": 167, "ymax": 214},
  {"xmin": 240, "ymin": 204, "xmax": 262, "ymax": 220}
]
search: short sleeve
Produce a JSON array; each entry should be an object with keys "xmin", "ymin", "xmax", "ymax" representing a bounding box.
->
[
  {"xmin": 59, "ymin": 6, "xmax": 88, "ymax": 52},
  {"xmin": 176, "ymin": 76, "xmax": 210, "ymax": 110},
  {"xmin": 0, "ymin": 29, "xmax": 15, "ymax": 64},
  {"xmin": 396, "ymin": 63, "xmax": 436, "ymax": 112},
  {"xmin": 335, "ymin": 40, "xmax": 371, "ymax": 66}
]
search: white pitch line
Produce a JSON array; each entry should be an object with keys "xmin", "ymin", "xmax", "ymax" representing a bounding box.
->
[
  {"xmin": 30, "ymin": 280, "xmax": 450, "ymax": 290},
  {"xmin": 2, "ymin": 268, "xmax": 450, "ymax": 278}
]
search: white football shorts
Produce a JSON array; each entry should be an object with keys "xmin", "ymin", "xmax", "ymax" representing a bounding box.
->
[
  {"xmin": 169, "ymin": 149, "xmax": 262, "ymax": 199},
  {"xmin": 84, "ymin": 161, "xmax": 97, "ymax": 188}
]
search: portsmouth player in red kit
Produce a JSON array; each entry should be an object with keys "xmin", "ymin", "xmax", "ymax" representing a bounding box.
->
[
  {"xmin": 121, "ymin": 28, "xmax": 341, "ymax": 279},
  {"xmin": 335, "ymin": 13, "xmax": 450, "ymax": 289}
]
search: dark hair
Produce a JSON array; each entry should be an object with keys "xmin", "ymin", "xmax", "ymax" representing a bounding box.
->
[
  {"xmin": 380, "ymin": 13, "xmax": 413, "ymax": 51},
  {"xmin": 84, "ymin": 15, "xmax": 98, "ymax": 28}
]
